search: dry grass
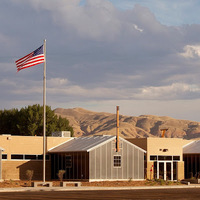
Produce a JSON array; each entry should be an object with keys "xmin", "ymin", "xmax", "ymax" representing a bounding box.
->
[{"xmin": 0, "ymin": 179, "xmax": 182, "ymax": 188}]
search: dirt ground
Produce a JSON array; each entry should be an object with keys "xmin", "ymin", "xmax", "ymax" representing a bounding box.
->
[{"xmin": 0, "ymin": 179, "xmax": 183, "ymax": 188}]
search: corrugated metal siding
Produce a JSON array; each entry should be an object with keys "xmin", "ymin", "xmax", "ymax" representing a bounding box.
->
[
  {"xmin": 134, "ymin": 148, "xmax": 139, "ymax": 179},
  {"xmin": 102, "ymin": 145, "xmax": 107, "ymax": 179},
  {"xmin": 128, "ymin": 144, "xmax": 132, "ymax": 179},
  {"xmin": 89, "ymin": 138, "xmax": 144, "ymax": 180},
  {"xmin": 50, "ymin": 136, "xmax": 144, "ymax": 180},
  {"xmin": 139, "ymin": 150, "xmax": 144, "ymax": 178},
  {"xmin": 122, "ymin": 141, "xmax": 127, "ymax": 179},
  {"xmin": 107, "ymin": 141, "xmax": 112, "ymax": 179},
  {"xmin": 96, "ymin": 148, "xmax": 101, "ymax": 179}
]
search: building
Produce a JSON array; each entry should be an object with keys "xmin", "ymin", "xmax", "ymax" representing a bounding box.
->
[
  {"xmin": 183, "ymin": 140, "xmax": 200, "ymax": 179},
  {"xmin": 49, "ymin": 135, "xmax": 146, "ymax": 181},
  {"xmin": 0, "ymin": 135, "xmax": 71, "ymax": 180},
  {"xmin": 127, "ymin": 137, "xmax": 191, "ymax": 181},
  {"xmin": 1, "ymin": 134, "xmax": 200, "ymax": 182},
  {"xmin": 0, "ymin": 134, "xmax": 145, "ymax": 181}
]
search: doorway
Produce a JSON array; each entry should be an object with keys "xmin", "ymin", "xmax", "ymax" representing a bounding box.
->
[{"xmin": 155, "ymin": 161, "xmax": 174, "ymax": 180}]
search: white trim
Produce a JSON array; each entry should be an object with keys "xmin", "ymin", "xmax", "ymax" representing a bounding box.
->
[
  {"xmin": 156, "ymin": 161, "xmax": 174, "ymax": 181},
  {"xmin": 113, "ymin": 155, "xmax": 122, "ymax": 168},
  {"xmin": 48, "ymin": 138, "xmax": 74, "ymax": 151},
  {"xmin": 88, "ymin": 136, "xmax": 146, "ymax": 153},
  {"xmin": 120, "ymin": 137, "xmax": 146, "ymax": 153},
  {"xmin": 88, "ymin": 179, "xmax": 145, "ymax": 182},
  {"xmin": 182, "ymin": 140, "xmax": 195, "ymax": 148}
]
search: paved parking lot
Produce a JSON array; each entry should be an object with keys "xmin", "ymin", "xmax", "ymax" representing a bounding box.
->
[{"xmin": 0, "ymin": 188, "xmax": 200, "ymax": 200}]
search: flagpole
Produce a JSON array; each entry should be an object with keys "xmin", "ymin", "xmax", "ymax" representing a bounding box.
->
[{"xmin": 43, "ymin": 39, "xmax": 46, "ymax": 183}]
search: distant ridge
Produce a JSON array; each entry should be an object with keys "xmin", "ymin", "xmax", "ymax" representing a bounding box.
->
[{"xmin": 54, "ymin": 107, "xmax": 200, "ymax": 139}]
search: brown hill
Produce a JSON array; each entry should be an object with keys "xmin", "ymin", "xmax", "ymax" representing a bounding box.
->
[{"xmin": 54, "ymin": 107, "xmax": 200, "ymax": 139}]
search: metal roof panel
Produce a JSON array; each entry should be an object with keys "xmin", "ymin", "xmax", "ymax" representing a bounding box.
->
[
  {"xmin": 183, "ymin": 140, "xmax": 200, "ymax": 154},
  {"xmin": 49, "ymin": 135, "xmax": 115, "ymax": 153}
]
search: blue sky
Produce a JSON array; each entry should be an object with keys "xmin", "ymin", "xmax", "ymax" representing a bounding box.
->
[
  {"xmin": 1, "ymin": 0, "xmax": 200, "ymax": 121},
  {"xmin": 110, "ymin": 0, "xmax": 200, "ymax": 26}
]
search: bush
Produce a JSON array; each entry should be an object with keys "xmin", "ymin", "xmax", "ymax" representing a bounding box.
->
[
  {"xmin": 26, "ymin": 170, "xmax": 34, "ymax": 181},
  {"xmin": 57, "ymin": 170, "xmax": 66, "ymax": 182}
]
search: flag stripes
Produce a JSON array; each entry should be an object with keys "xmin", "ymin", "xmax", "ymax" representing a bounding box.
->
[{"xmin": 15, "ymin": 45, "xmax": 45, "ymax": 72}]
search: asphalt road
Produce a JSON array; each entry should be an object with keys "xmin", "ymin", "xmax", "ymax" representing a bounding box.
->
[{"xmin": 0, "ymin": 188, "xmax": 200, "ymax": 200}]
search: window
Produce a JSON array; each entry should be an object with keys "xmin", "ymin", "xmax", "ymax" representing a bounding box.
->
[
  {"xmin": 11, "ymin": 154, "xmax": 50, "ymax": 160},
  {"xmin": 158, "ymin": 156, "xmax": 172, "ymax": 161},
  {"xmin": 150, "ymin": 155, "xmax": 157, "ymax": 161},
  {"xmin": 150, "ymin": 155, "xmax": 180, "ymax": 161},
  {"xmin": 114, "ymin": 156, "xmax": 121, "ymax": 167},
  {"xmin": 66, "ymin": 155, "xmax": 72, "ymax": 168},
  {"xmin": 25, "ymin": 155, "xmax": 37, "ymax": 160},
  {"xmin": 173, "ymin": 156, "xmax": 180, "ymax": 161},
  {"xmin": 38, "ymin": 155, "xmax": 50, "ymax": 160},
  {"xmin": 2, "ymin": 154, "xmax": 7, "ymax": 160},
  {"xmin": 11, "ymin": 154, "xmax": 23, "ymax": 160},
  {"xmin": 38, "ymin": 155, "xmax": 43, "ymax": 160}
]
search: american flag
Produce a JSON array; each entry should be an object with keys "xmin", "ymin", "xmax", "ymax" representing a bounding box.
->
[{"xmin": 15, "ymin": 45, "xmax": 45, "ymax": 72}]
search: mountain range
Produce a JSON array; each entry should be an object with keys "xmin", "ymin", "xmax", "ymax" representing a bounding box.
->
[{"xmin": 54, "ymin": 107, "xmax": 200, "ymax": 139}]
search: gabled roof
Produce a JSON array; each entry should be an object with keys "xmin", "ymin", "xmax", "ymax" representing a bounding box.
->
[
  {"xmin": 49, "ymin": 135, "xmax": 146, "ymax": 153},
  {"xmin": 183, "ymin": 140, "xmax": 200, "ymax": 154},
  {"xmin": 49, "ymin": 135, "xmax": 115, "ymax": 153}
]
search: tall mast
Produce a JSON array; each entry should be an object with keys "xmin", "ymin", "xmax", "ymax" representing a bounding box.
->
[{"xmin": 43, "ymin": 39, "xmax": 46, "ymax": 183}]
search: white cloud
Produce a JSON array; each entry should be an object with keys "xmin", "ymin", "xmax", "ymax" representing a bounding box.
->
[
  {"xmin": 48, "ymin": 78, "xmax": 69, "ymax": 87},
  {"xmin": 133, "ymin": 24, "xmax": 143, "ymax": 32},
  {"xmin": 24, "ymin": 0, "xmax": 122, "ymax": 40},
  {"xmin": 2, "ymin": 0, "xmax": 200, "ymax": 122},
  {"xmin": 136, "ymin": 83, "xmax": 200, "ymax": 100},
  {"xmin": 180, "ymin": 45, "xmax": 200, "ymax": 58}
]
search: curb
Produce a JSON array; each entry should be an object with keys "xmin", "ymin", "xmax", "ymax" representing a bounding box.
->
[{"xmin": 0, "ymin": 184, "xmax": 200, "ymax": 192}]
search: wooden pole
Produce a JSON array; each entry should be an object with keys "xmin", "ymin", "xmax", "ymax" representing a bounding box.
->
[{"xmin": 116, "ymin": 106, "xmax": 119, "ymax": 152}]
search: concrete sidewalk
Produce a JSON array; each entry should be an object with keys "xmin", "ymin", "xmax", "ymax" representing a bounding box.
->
[{"xmin": 0, "ymin": 184, "xmax": 200, "ymax": 192}]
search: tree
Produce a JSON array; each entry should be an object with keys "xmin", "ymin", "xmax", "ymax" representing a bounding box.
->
[{"xmin": 0, "ymin": 104, "xmax": 74, "ymax": 136}]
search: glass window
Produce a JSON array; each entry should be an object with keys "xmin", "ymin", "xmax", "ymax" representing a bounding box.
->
[
  {"xmin": 154, "ymin": 162, "xmax": 157, "ymax": 179},
  {"xmin": 11, "ymin": 154, "xmax": 23, "ymax": 160},
  {"xmin": 173, "ymin": 156, "xmax": 180, "ymax": 161},
  {"xmin": 2, "ymin": 154, "xmax": 7, "ymax": 160},
  {"xmin": 173, "ymin": 162, "xmax": 177, "ymax": 180},
  {"xmin": 158, "ymin": 156, "xmax": 172, "ymax": 161},
  {"xmin": 25, "ymin": 155, "xmax": 37, "ymax": 160},
  {"xmin": 66, "ymin": 155, "xmax": 72, "ymax": 168},
  {"xmin": 38, "ymin": 155, "xmax": 43, "ymax": 160},
  {"xmin": 114, "ymin": 156, "xmax": 121, "ymax": 167},
  {"xmin": 38, "ymin": 155, "xmax": 50, "ymax": 160},
  {"xmin": 150, "ymin": 155, "xmax": 157, "ymax": 161}
]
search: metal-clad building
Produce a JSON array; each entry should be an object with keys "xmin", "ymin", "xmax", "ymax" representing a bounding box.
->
[
  {"xmin": 49, "ymin": 135, "xmax": 146, "ymax": 181},
  {"xmin": 183, "ymin": 140, "xmax": 200, "ymax": 179}
]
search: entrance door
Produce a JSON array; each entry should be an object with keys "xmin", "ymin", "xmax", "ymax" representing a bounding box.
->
[{"xmin": 157, "ymin": 162, "xmax": 173, "ymax": 180}]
